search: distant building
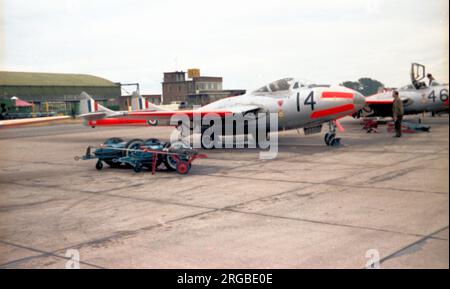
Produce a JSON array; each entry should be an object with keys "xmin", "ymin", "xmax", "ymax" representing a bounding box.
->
[
  {"xmin": 143, "ymin": 94, "xmax": 162, "ymax": 104},
  {"xmin": 161, "ymin": 70, "xmax": 244, "ymax": 105},
  {"xmin": 162, "ymin": 71, "xmax": 223, "ymax": 104},
  {"xmin": 0, "ymin": 71, "xmax": 121, "ymax": 114}
]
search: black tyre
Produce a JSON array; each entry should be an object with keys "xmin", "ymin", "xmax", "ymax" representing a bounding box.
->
[
  {"xmin": 142, "ymin": 155, "xmax": 163, "ymax": 170},
  {"xmin": 164, "ymin": 141, "xmax": 191, "ymax": 171},
  {"xmin": 105, "ymin": 160, "xmax": 121, "ymax": 168},
  {"xmin": 95, "ymin": 160, "xmax": 103, "ymax": 170},
  {"xmin": 163, "ymin": 158, "xmax": 177, "ymax": 171},
  {"xmin": 124, "ymin": 139, "xmax": 144, "ymax": 168},
  {"xmin": 324, "ymin": 133, "xmax": 330, "ymax": 145},
  {"xmin": 330, "ymin": 138, "xmax": 341, "ymax": 147},
  {"xmin": 104, "ymin": 137, "xmax": 124, "ymax": 145},
  {"xmin": 144, "ymin": 138, "xmax": 161, "ymax": 145},
  {"xmin": 125, "ymin": 139, "xmax": 144, "ymax": 155},
  {"xmin": 325, "ymin": 133, "xmax": 335, "ymax": 146}
]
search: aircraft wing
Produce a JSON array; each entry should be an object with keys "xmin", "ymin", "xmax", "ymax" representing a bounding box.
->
[
  {"xmin": 78, "ymin": 111, "xmax": 107, "ymax": 120},
  {"xmin": 126, "ymin": 105, "xmax": 261, "ymax": 126},
  {"xmin": 365, "ymin": 98, "xmax": 411, "ymax": 117},
  {"xmin": 222, "ymin": 105, "xmax": 261, "ymax": 114}
]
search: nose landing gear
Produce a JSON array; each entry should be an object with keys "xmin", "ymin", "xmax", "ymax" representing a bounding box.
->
[
  {"xmin": 324, "ymin": 133, "xmax": 340, "ymax": 146},
  {"xmin": 324, "ymin": 121, "xmax": 341, "ymax": 147}
]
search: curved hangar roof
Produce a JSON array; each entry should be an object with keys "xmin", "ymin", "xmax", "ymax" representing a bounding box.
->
[
  {"xmin": 0, "ymin": 71, "xmax": 120, "ymax": 101},
  {"xmin": 0, "ymin": 71, "xmax": 117, "ymax": 87}
]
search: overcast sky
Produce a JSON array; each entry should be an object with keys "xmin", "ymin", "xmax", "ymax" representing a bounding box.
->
[{"xmin": 1, "ymin": 0, "xmax": 448, "ymax": 94}]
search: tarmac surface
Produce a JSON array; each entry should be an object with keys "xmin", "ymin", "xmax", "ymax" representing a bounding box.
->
[{"xmin": 0, "ymin": 115, "xmax": 448, "ymax": 268}]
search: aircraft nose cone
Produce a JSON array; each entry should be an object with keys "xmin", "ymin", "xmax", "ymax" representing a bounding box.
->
[{"xmin": 353, "ymin": 92, "xmax": 366, "ymax": 109}]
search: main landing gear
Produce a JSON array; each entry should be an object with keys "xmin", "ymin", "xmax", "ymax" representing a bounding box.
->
[{"xmin": 324, "ymin": 121, "xmax": 341, "ymax": 147}]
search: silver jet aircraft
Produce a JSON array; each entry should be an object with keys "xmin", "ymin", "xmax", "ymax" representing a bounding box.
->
[
  {"xmin": 81, "ymin": 78, "xmax": 366, "ymax": 148},
  {"xmin": 359, "ymin": 63, "xmax": 449, "ymax": 118}
]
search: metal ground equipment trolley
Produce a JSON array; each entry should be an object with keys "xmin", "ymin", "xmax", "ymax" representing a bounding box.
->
[{"xmin": 75, "ymin": 138, "xmax": 207, "ymax": 175}]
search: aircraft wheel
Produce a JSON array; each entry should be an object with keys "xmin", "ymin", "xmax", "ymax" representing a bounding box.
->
[
  {"xmin": 95, "ymin": 160, "xmax": 103, "ymax": 170},
  {"xmin": 329, "ymin": 137, "xmax": 341, "ymax": 147},
  {"xmin": 324, "ymin": 133, "xmax": 335, "ymax": 146}
]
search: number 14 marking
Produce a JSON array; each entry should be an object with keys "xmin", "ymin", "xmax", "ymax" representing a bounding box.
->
[{"xmin": 297, "ymin": 91, "xmax": 316, "ymax": 111}]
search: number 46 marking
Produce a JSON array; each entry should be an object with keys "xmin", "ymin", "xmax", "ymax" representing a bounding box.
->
[
  {"xmin": 428, "ymin": 89, "xmax": 449, "ymax": 103},
  {"xmin": 297, "ymin": 91, "xmax": 316, "ymax": 111}
]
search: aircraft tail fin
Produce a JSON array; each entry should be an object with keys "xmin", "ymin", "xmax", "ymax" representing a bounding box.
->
[
  {"xmin": 130, "ymin": 91, "xmax": 168, "ymax": 111},
  {"xmin": 80, "ymin": 91, "xmax": 115, "ymax": 117}
]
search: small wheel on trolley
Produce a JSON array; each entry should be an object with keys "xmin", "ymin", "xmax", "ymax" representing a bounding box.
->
[
  {"xmin": 164, "ymin": 141, "xmax": 191, "ymax": 171},
  {"xmin": 176, "ymin": 161, "xmax": 190, "ymax": 175},
  {"xmin": 105, "ymin": 159, "xmax": 121, "ymax": 168},
  {"xmin": 96, "ymin": 160, "xmax": 103, "ymax": 170}
]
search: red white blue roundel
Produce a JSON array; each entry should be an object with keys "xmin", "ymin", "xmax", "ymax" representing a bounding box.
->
[{"xmin": 147, "ymin": 119, "xmax": 158, "ymax": 126}]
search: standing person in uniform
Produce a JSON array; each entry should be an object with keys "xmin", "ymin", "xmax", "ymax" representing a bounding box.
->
[{"xmin": 392, "ymin": 90, "xmax": 404, "ymax": 137}]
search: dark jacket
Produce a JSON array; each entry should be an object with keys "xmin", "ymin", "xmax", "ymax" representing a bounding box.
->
[{"xmin": 393, "ymin": 97, "xmax": 404, "ymax": 118}]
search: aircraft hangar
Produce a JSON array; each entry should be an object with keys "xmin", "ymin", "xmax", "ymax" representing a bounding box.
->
[{"xmin": 0, "ymin": 71, "xmax": 121, "ymax": 114}]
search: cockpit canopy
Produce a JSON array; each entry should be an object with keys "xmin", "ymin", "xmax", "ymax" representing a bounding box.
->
[
  {"xmin": 253, "ymin": 78, "xmax": 330, "ymax": 94},
  {"xmin": 399, "ymin": 81, "xmax": 444, "ymax": 90},
  {"xmin": 254, "ymin": 78, "xmax": 295, "ymax": 93}
]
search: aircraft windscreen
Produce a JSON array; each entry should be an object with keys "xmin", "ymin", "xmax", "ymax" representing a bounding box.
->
[
  {"xmin": 308, "ymin": 84, "xmax": 331, "ymax": 88},
  {"xmin": 400, "ymin": 84, "xmax": 415, "ymax": 90}
]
